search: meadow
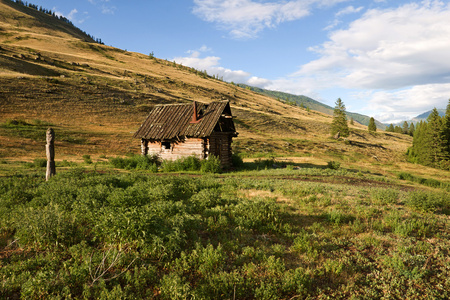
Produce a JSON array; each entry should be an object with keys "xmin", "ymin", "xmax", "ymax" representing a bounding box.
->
[
  {"xmin": 1, "ymin": 2, "xmax": 450, "ymax": 298},
  {"xmin": 1, "ymin": 158, "xmax": 449, "ymax": 299}
]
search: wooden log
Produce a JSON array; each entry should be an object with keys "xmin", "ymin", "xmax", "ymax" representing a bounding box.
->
[{"xmin": 46, "ymin": 128, "xmax": 56, "ymax": 181}]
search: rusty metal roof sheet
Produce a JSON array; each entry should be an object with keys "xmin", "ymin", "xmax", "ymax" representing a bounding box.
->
[{"xmin": 133, "ymin": 101, "xmax": 234, "ymax": 140}]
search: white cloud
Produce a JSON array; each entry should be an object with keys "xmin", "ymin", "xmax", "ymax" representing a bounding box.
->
[
  {"xmin": 297, "ymin": 1, "xmax": 450, "ymax": 89},
  {"xmin": 67, "ymin": 9, "xmax": 78, "ymax": 20},
  {"xmin": 366, "ymin": 84, "xmax": 450, "ymax": 122},
  {"xmin": 192, "ymin": 0, "xmax": 348, "ymax": 38},
  {"xmin": 53, "ymin": 7, "xmax": 88, "ymax": 24},
  {"xmin": 101, "ymin": 4, "xmax": 116, "ymax": 15},
  {"xmin": 88, "ymin": 0, "xmax": 116, "ymax": 14},
  {"xmin": 247, "ymin": 76, "xmax": 272, "ymax": 87},
  {"xmin": 283, "ymin": 1, "xmax": 450, "ymax": 122},
  {"xmin": 173, "ymin": 48, "xmax": 251, "ymax": 83},
  {"xmin": 335, "ymin": 5, "xmax": 363, "ymax": 17}
]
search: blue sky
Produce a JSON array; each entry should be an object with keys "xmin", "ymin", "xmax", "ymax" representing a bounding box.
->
[{"xmin": 30, "ymin": 0, "xmax": 450, "ymax": 123}]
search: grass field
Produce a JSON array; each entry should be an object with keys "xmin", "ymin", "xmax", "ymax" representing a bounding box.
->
[
  {"xmin": 1, "ymin": 1, "xmax": 450, "ymax": 298},
  {"xmin": 1, "ymin": 163, "xmax": 449, "ymax": 299}
]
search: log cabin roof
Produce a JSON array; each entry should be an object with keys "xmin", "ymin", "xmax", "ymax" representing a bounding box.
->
[{"xmin": 133, "ymin": 101, "xmax": 237, "ymax": 140}]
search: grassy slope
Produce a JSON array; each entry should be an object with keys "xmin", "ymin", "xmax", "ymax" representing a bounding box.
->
[
  {"xmin": 0, "ymin": 0, "xmax": 448, "ymax": 183},
  {"xmin": 238, "ymin": 84, "xmax": 387, "ymax": 129}
]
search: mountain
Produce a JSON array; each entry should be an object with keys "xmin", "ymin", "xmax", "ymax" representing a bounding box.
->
[
  {"xmin": 0, "ymin": 0, "xmax": 411, "ymax": 165},
  {"xmin": 387, "ymin": 109, "xmax": 447, "ymax": 126},
  {"xmin": 237, "ymin": 84, "xmax": 386, "ymax": 130},
  {"xmin": 411, "ymin": 109, "xmax": 446, "ymax": 122}
]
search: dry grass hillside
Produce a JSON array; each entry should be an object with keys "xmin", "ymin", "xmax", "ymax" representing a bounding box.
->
[{"xmin": 1, "ymin": 0, "xmax": 447, "ymax": 181}]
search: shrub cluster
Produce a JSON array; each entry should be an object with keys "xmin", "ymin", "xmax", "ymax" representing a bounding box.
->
[
  {"xmin": 109, "ymin": 154, "xmax": 222, "ymax": 173},
  {"xmin": 1, "ymin": 170, "xmax": 449, "ymax": 299},
  {"xmin": 0, "ymin": 173, "xmax": 303, "ymax": 299},
  {"xmin": 109, "ymin": 154, "xmax": 159, "ymax": 172}
]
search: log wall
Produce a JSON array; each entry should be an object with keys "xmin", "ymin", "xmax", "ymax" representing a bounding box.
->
[
  {"xmin": 147, "ymin": 138, "xmax": 206, "ymax": 161},
  {"xmin": 209, "ymin": 132, "xmax": 233, "ymax": 168},
  {"xmin": 144, "ymin": 133, "xmax": 234, "ymax": 168}
]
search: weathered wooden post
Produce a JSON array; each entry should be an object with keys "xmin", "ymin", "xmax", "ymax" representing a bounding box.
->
[{"xmin": 46, "ymin": 128, "xmax": 56, "ymax": 181}]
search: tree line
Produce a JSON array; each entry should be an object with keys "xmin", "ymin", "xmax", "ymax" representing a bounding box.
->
[
  {"xmin": 407, "ymin": 101, "xmax": 450, "ymax": 170},
  {"xmin": 385, "ymin": 121, "xmax": 415, "ymax": 136},
  {"xmin": 330, "ymin": 98, "xmax": 450, "ymax": 170},
  {"xmin": 9, "ymin": 0, "xmax": 104, "ymax": 44}
]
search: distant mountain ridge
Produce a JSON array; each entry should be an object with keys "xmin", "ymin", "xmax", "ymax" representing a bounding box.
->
[
  {"xmin": 237, "ymin": 84, "xmax": 386, "ymax": 129},
  {"xmin": 412, "ymin": 109, "xmax": 446, "ymax": 122},
  {"xmin": 388, "ymin": 109, "xmax": 447, "ymax": 126}
]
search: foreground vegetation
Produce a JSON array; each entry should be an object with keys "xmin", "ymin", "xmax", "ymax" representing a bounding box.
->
[{"xmin": 1, "ymin": 166, "xmax": 449, "ymax": 299}]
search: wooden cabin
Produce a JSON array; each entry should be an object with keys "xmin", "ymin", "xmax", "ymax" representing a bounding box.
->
[{"xmin": 133, "ymin": 101, "xmax": 238, "ymax": 168}]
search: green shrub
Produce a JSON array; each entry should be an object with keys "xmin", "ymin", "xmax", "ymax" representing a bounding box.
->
[
  {"xmin": 24, "ymin": 158, "xmax": 47, "ymax": 168},
  {"xmin": 33, "ymin": 158, "xmax": 47, "ymax": 168},
  {"xmin": 159, "ymin": 274, "xmax": 191, "ymax": 300},
  {"xmin": 325, "ymin": 209, "xmax": 355, "ymax": 225},
  {"xmin": 371, "ymin": 188, "xmax": 399, "ymax": 205},
  {"xmin": 200, "ymin": 155, "xmax": 221, "ymax": 173},
  {"xmin": 233, "ymin": 197, "xmax": 281, "ymax": 231},
  {"xmin": 82, "ymin": 154, "xmax": 93, "ymax": 164},
  {"xmin": 109, "ymin": 154, "xmax": 159, "ymax": 171},
  {"xmin": 398, "ymin": 172, "xmax": 444, "ymax": 188},
  {"xmin": 231, "ymin": 153, "xmax": 244, "ymax": 168},
  {"xmin": 406, "ymin": 191, "xmax": 450, "ymax": 213},
  {"xmin": 327, "ymin": 161, "xmax": 341, "ymax": 170}
]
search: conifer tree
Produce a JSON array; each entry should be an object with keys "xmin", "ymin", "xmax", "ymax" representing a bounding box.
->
[
  {"xmin": 408, "ymin": 122, "xmax": 415, "ymax": 136},
  {"xmin": 426, "ymin": 108, "xmax": 447, "ymax": 166},
  {"xmin": 443, "ymin": 99, "xmax": 450, "ymax": 155},
  {"xmin": 330, "ymin": 98, "xmax": 349, "ymax": 137},
  {"xmin": 386, "ymin": 124, "xmax": 394, "ymax": 132},
  {"xmin": 368, "ymin": 117, "xmax": 377, "ymax": 132},
  {"xmin": 409, "ymin": 121, "xmax": 428, "ymax": 164},
  {"xmin": 402, "ymin": 121, "xmax": 409, "ymax": 135}
]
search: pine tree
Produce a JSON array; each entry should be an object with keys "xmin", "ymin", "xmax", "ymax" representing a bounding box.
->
[
  {"xmin": 368, "ymin": 117, "xmax": 377, "ymax": 132},
  {"xmin": 408, "ymin": 122, "xmax": 415, "ymax": 136},
  {"xmin": 386, "ymin": 124, "xmax": 394, "ymax": 132},
  {"xmin": 426, "ymin": 108, "xmax": 447, "ymax": 166},
  {"xmin": 330, "ymin": 98, "xmax": 349, "ymax": 137},
  {"xmin": 443, "ymin": 99, "xmax": 450, "ymax": 155},
  {"xmin": 402, "ymin": 121, "xmax": 409, "ymax": 135}
]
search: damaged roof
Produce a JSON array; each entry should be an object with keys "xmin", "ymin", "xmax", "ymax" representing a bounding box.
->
[{"xmin": 133, "ymin": 101, "xmax": 237, "ymax": 140}]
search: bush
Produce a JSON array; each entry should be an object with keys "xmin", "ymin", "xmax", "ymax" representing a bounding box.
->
[
  {"xmin": 82, "ymin": 154, "xmax": 92, "ymax": 164},
  {"xmin": 327, "ymin": 161, "xmax": 341, "ymax": 170},
  {"xmin": 398, "ymin": 172, "xmax": 445, "ymax": 188},
  {"xmin": 109, "ymin": 154, "xmax": 159, "ymax": 171},
  {"xmin": 406, "ymin": 191, "xmax": 450, "ymax": 213},
  {"xmin": 200, "ymin": 155, "xmax": 221, "ymax": 173},
  {"xmin": 159, "ymin": 155, "xmax": 221, "ymax": 173},
  {"xmin": 231, "ymin": 153, "xmax": 244, "ymax": 168},
  {"xmin": 371, "ymin": 188, "xmax": 399, "ymax": 205},
  {"xmin": 33, "ymin": 158, "xmax": 47, "ymax": 168}
]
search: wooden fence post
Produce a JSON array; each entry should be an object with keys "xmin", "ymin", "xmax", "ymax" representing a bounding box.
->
[{"xmin": 46, "ymin": 128, "xmax": 56, "ymax": 181}]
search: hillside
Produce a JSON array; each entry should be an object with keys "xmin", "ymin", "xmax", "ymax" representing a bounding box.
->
[
  {"xmin": 0, "ymin": 0, "xmax": 442, "ymax": 180},
  {"xmin": 237, "ymin": 84, "xmax": 386, "ymax": 130}
]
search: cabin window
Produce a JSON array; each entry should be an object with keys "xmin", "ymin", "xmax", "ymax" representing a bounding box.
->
[{"xmin": 161, "ymin": 141, "xmax": 171, "ymax": 150}]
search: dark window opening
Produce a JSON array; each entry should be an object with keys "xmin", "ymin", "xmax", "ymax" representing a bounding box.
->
[{"xmin": 161, "ymin": 141, "xmax": 171, "ymax": 150}]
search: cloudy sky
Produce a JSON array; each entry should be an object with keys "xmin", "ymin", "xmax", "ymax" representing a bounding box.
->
[{"xmin": 31, "ymin": 0, "xmax": 450, "ymax": 123}]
